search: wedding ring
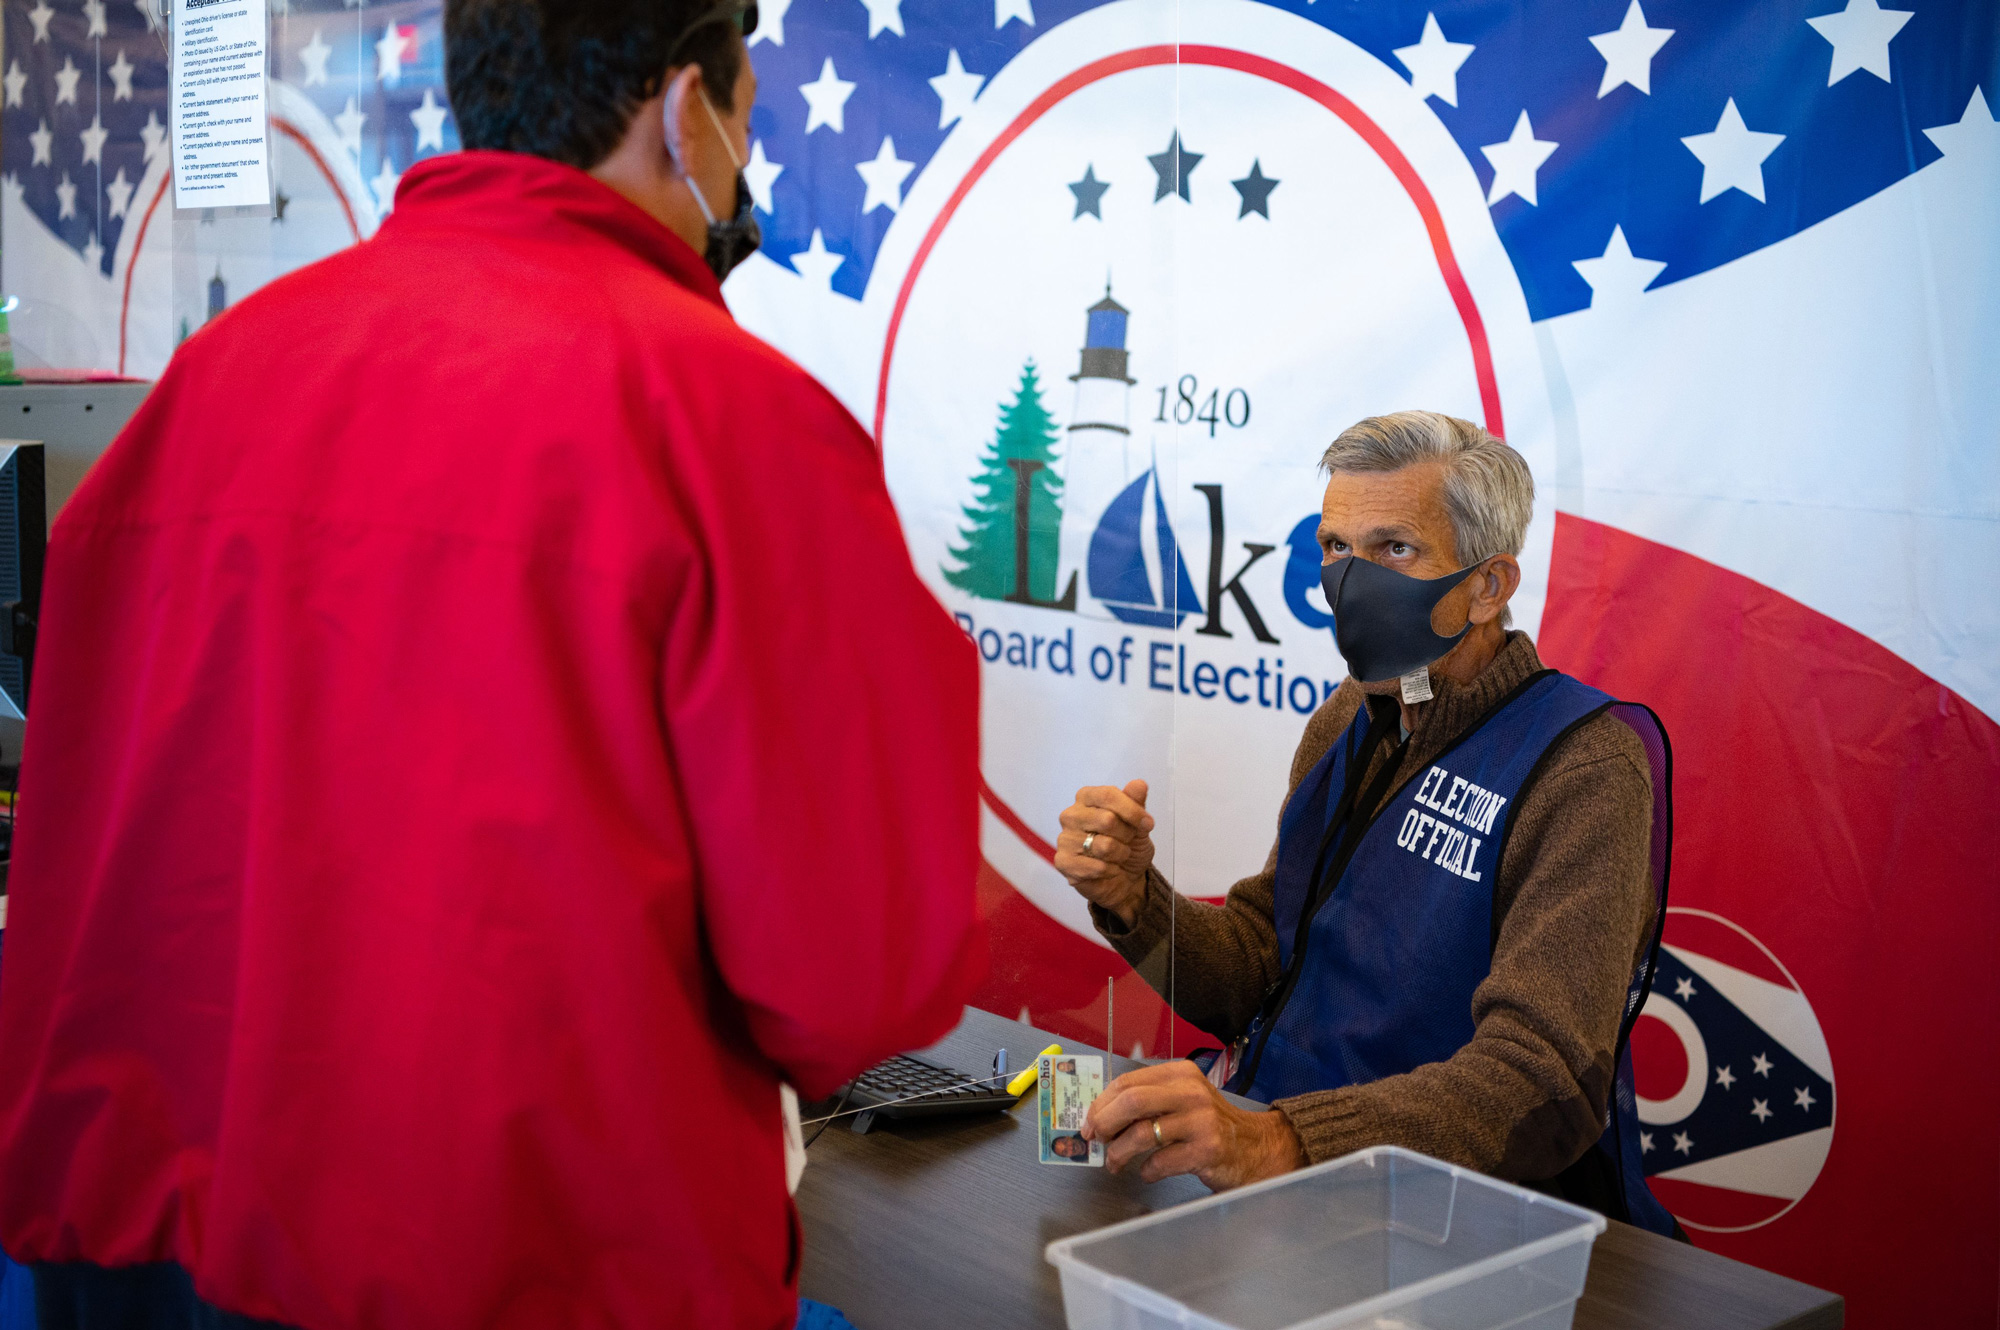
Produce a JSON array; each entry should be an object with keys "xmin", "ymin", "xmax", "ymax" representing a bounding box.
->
[
  {"xmin": 1152, "ymin": 1118, "xmax": 1164, "ymax": 1149},
  {"xmin": 1082, "ymin": 832, "xmax": 1097, "ymax": 856}
]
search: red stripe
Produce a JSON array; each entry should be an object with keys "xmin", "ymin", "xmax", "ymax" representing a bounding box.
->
[
  {"xmin": 978, "ymin": 779, "xmax": 1225, "ymax": 910},
  {"xmin": 272, "ymin": 118, "xmax": 363, "ymax": 244},
  {"xmin": 117, "ymin": 171, "xmax": 172, "ymax": 377},
  {"xmin": 874, "ymin": 44, "xmax": 1504, "ymax": 447},
  {"xmin": 1179, "ymin": 45, "xmax": 1504, "ymax": 436},
  {"xmin": 980, "ymin": 778, "xmax": 1057, "ymax": 864}
]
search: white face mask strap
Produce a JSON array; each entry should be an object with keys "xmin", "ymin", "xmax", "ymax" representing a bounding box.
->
[
  {"xmin": 696, "ymin": 85, "xmax": 745, "ymax": 172},
  {"xmin": 665, "ymin": 80, "xmax": 741, "ymax": 226},
  {"xmin": 682, "ymin": 173, "xmax": 719, "ymax": 227}
]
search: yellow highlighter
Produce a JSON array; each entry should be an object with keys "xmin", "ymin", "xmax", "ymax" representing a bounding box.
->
[{"xmin": 1008, "ymin": 1043, "xmax": 1063, "ymax": 1099}]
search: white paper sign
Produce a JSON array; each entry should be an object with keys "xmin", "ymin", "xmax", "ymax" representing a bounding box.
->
[{"xmin": 170, "ymin": 0, "xmax": 272, "ymax": 209}]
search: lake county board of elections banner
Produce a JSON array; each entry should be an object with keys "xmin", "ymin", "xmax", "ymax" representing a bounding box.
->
[{"xmin": 3, "ymin": 0, "xmax": 1996, "ymax": 1320}]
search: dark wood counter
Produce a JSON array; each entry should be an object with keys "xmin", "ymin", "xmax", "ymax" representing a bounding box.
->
[{"xmin": 797, "ymin": 1007, "xmax": 1842, "ymax": 1329}]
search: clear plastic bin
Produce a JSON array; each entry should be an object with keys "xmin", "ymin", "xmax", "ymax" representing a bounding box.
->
[{"xmin": 1044, "ymin": 1146, "xmax": 1607, "ymax": 1330}]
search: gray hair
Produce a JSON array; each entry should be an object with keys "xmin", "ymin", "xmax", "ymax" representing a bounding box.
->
[{"xmin": 1319, "ymin": 411, "xmax": 1534, "ymax": 565}]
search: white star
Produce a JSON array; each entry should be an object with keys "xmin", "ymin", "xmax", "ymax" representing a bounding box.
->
[
  {"xmin": 83, "ymin": 233, "xmax": 104, "ymax": 272},
  {"xmin": 1573, "ymin": 225, "xmax": 1666, "ymax": 306},
  {"xmin": 83, "ymin": 0, "xmax": 106, "ymax": 37},
  {"xmin": 1392, "ymin": 14, "xmax": 1474, "ymax": 108},
  {"xmin": 742, "ymin": 139, "xmax": 782, "ymax": 213},
  {"xmin": 410, "ymin": 88, "xmax": 448, "ymax": 153},
  {"xmin": 855, "ymin": 135, "xmax": 914, "ymax": 213},
  {"xmin": 789, "ymin": 228, "xmax": 844, "ymax": 290},
  {"xmin": 1639, "ymin": 1131, "xmax": 1654, "ymax": 1153},
  {"xmin": 376, "ymin": 24, "xmax": 409, "ymax": 86},
  {"xmin": 1681, "ymin": 98, "xmax": 1785, "ymax": 204},
  {"xmin": 1480, "ymin": 110, "xmax": 1558, "ymax": 206},
  {"xmin": 1922, "ymin": 86, "xmax": 1999, "ymax": 160},
  {"xmin": 1793, "ymin": 1085, "xmax": 1816, "ymax": 1110},
  {"xmin": 79, "ymin": 113, "xmax": 107, "ymax": 166},
  {"xmin": 335, "ymin": 98, "xmax": 367, "ymax": 160},
  {"xmin": 799, "ymin": 58, "xmax": 856, "ymax": 134},
  {"xmin": 3, "ymin": 61, "xmax": 25, "ymax": 109},
  {"xmin": 55, "ymin": 57, "xmax": 81, "ymax": 105},
  {"xmin": 1751, "ymin": 1052, "xmax": 1773, "ymax": 1076},
  {"xmin": 299, "ymin": 29, "xmax": 332, "ymax": 87},
  {"xmin": 1751, "ymin": 1097, "xmax": 1773, "ymax": 1122},
  {"xmin": 140, "ymin": 109, "xmax": 165, "ymax": 163},
  {"xmin": 371, "ymin": 153, "xmax": 402, "ymax": 216},
  {"xmin": 1715, "ymin": 1064, "xmax": 1736, "ymax": 1090},
  {"xmin": 1589, "ymin": 1, "xmax": 1673, "ymax": 98},
  {"xmin": 1673, "ymin": 975, "xmax": 1696, "ymax": 1000},
  {"xmin": 749, "ymin": 0, "xmax": 789, "ymax": 46},
  {"xmin": 55, "ymin": 171, "xmax": 76, "ymax": 220},
  {"xmin": 28, "ymin": 0, "xmax": 53, "ymax": 43},
  {"xmin": 108, "ymin": 49, "xmax": 135, "ymax": 101},
  {"xmin": 929, "ymin": 49, "xmax": 984, "ymax": 130},
  {"xmin": 995, "ymin": 0, "xmax": 1034, "ymax": 26},
  {"xmin": 29, "ymin": 119, "xmax": 53, "ymax": 167},
  {"xmin": 1672, "ymin": 1131, "xmax": 1694, "ymax": 1155},
  {"xmin": 1807, "ymin": 0, "xmax": 1912, "ymax": 86},
  {"xmin": 107, "ymin": 166, "xmax": 134, "ymax": 219},
  {"xmin": 858, "ymin": 0, "xmax": 903, "ymax": 38},
  {"xmin": 135, "ymin": 0, "xmax": 159, "ymax": 33}
]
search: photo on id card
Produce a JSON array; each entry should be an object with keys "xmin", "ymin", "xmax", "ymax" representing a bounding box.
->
[{"xmin": 1037, "ymin": 1054, "xmax": 1104, "ymax": 1166}]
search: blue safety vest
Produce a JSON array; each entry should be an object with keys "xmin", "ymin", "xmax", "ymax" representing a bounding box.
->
[{"xmin": 1229, "ymin": 669, "xmax": 1678, "ymax": 1236}]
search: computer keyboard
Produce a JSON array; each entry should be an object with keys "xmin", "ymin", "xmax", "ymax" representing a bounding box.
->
[{"xmin": 838, "ymin": 1053, "xmax": 1017, "ymax": 1126}]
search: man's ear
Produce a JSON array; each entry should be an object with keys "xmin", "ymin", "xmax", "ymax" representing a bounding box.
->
[
  {"xmin": 1467, "ymin": 554, "xmax": 1521, "ymax": 626},
  {"xmin": 660, "ymin": 64, "xmax": 704, "ymax": 174}
]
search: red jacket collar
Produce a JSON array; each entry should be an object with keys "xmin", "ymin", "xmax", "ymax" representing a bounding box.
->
[{"xmin": 385, "ymin": 151, "xmax": 729, "ymax": 311}]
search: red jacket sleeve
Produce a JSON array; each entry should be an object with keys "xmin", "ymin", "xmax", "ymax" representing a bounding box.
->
[{"xmin": 656, "ymin": 356, "xmax": 986, "ymax": 1099}]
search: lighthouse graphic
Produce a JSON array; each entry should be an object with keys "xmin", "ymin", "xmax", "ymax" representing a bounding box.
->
[
  {"xmin": 1068, "ymin": 288, "xmax": 1137, "ymax": 436},
  {"xmin": 1058, "ymin": 285, "xmax": 1203, "ymax": 628}
]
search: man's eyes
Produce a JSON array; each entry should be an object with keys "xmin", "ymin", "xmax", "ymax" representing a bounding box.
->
[{"xmin": 1321, "ymin": 539, "xmax": 1413, "ymax": 556}]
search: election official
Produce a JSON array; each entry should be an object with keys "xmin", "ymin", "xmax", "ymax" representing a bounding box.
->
[
  {"xmin": 1056, "ymin": 410, "xmax": 1680, "ymax": 1238},
  {"xmin": 0, "ymin": 3, "xmax": 986, "ymax": 1327}
]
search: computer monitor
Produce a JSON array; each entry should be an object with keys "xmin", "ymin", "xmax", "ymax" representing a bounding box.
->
[
  {"xmin": 0, "ymin": 440, "xmax": 44, "ymax": 721},
  {"xmin": 0, "ymin": 382, "xmax": 149, "ymax": 736}
]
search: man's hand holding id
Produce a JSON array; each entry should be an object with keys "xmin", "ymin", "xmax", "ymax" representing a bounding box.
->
[{"xmin": 1080, "ymin": 1061, "xmax": 1307, "ymax": 1192}]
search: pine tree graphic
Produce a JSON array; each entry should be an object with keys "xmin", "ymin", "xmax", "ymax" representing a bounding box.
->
[{"xmin": 944, "ymin": 360, "xmax": 1076, "ymax": 608}]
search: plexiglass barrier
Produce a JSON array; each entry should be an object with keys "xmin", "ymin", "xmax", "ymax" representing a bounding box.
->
[{"xmin": 4, "ymin": 0, "xmax": 1536, "ymax": 1066}]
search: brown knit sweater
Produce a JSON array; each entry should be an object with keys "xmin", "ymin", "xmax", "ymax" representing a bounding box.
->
[{"xmin": 1093, "ymin": 631, "xmax": 1656, "ymax": 1184}]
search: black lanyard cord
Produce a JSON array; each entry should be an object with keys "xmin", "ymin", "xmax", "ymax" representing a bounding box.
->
[{"xmin": 1234, "ymin": 718, "xmax": 1405, "ymax": 1092}]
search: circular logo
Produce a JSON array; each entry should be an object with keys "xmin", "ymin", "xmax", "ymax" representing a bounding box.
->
[
  {"xmin": 866, "ymin": 0, "xmax": 1558, "ymax": 947},
  {"xmin": 1632, "ymin": 908, "xmax": 1836, "ymax": 1232}
]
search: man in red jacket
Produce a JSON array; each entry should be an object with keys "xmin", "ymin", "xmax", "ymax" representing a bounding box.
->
[{"xmin": 0, "ymin": 3, "xmax": 986, "ymax": 1327}]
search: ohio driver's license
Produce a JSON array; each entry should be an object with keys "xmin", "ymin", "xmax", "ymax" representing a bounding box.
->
[{"xmin": 1037, "ymin": 1053, "xmax": 1105, "ymax": 1167}]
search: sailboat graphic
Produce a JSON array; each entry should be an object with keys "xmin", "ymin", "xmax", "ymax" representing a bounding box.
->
[{"xmin": 1087, "ymin": 466, "xmax": 1203, "ymax": 629}]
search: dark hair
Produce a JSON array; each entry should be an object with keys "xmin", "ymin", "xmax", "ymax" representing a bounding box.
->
[{"xmin": 445, "ymin": 0, "xmax": 746, "ymax": 170}]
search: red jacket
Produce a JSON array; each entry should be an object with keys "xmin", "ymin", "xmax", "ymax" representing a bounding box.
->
[{"xmin": 0, "ymin": 151, "xmax": 985, "ymax": 1330}]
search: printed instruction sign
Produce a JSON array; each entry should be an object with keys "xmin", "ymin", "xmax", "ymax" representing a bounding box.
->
[{"xmin": 171, "ymin": 0, "xmax": 273, "ymax": 208}]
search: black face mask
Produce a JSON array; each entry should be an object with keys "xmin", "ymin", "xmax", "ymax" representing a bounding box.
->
[
  {"xmin": 1321, "ymin": 555, "xmax": 1481, "ymax": 684},
  {"xmin": 699, "ymin": 173, "xmax": 762, "ymax": 281}
]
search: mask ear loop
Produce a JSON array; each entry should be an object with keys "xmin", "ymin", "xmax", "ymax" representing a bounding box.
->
[
  {"xmin": 695, "ymin": 85, "xmax": 746, "ymax": 172},
  {"xmin": 664, "ymin": 78, "xmax": 744, "ymax": 225}
]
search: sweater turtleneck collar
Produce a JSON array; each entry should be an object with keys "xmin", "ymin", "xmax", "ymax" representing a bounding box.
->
[{"xmin": 1362, "ymin": 630, "xmax": 1547, "ymax": 761}]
